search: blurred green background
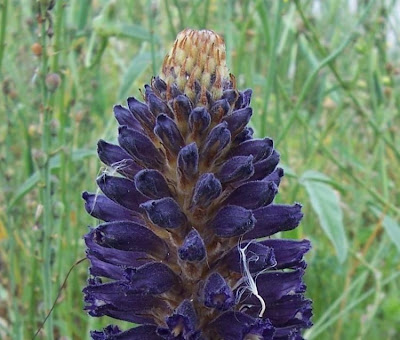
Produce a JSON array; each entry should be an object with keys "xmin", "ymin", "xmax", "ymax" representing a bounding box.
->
[{"xmin": 1, "ymin": 0, "xmax": 399, "ymax": 339}]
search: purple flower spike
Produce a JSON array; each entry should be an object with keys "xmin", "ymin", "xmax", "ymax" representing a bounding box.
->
[
  {"xmin": 178, "ymin": 229, "xmax": 206, "ymax": 262},
  {"xmin": 84, "ymin": 29, "xmax": 311, "ymax": 339},
  {"xmin": 203, "ymin": 272, "xmax": 235, "ymax": 311}
]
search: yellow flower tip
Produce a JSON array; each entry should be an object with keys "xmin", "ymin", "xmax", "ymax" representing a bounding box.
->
[{"xmin": 162, "ymin": 29, "xmax": 232, "ymax": 101}]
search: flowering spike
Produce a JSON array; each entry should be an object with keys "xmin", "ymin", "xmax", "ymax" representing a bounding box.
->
[{"xmin": 83, "ymin": 28, "xmax": 312, "ymax": 339}]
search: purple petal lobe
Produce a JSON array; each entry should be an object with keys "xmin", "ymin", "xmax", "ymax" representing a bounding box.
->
[
  {"xmin": 255, "ymin": 269, "xmax": 306, "ymax": 304},
  {"xmin": 211, "ymin": 205, "xmax": 256, "ymax": 238},
  {"xmin": 88, "ymin": 254, "xmax": 125, "ymax": 280},
  {"xmin": 221, "ymin": 89, "xmax": 239, "ymax": 106},
  {"xmin": 189, "ymin": 107, "xmax": 211, "ymax": 136},
  {"xmin": 173, "ymin": 94, "xmax": 193, "ymax": 123},
  {"xmin": 113, "ymin": 105, "xmax": 142, "ymax": 131},
  {"xmin": 246, "ymin": 203, "xmax": 303, "ymax": 239},
  {"xmin": 263, "ymin": 167, "xmax": 284, "ymax": 186},
  {"xmin": 146, "ymin": 85, "xmax": 173, "ymax": 117},
  {"xmin": 165, "ymin": 299, "xmax": 198, "ymax": 338},
  {"xmin": 210, "ymin": 99, "xmax": 230, "ymax": 122},
  {"xmin": 222, "ymin": 241, "xmax": 276, "ymax": 273},
  {"xmin": 154, "ymin": 113, "xmax": 185, "ymax": 155},
  {"xmin": 224, "ymin": 180, "xmax": 278, "ymax": 209},
  {"xmin": 177, "ymin": 142, "xmax": 199, "ymax": 180},
  {"xmin": 97, "ymin": 140, "xmax": 142, "ymax": 178},
  {"xmin": 217, "ymin": 155, "xmax": 254, "ymax": 184},
  {"xmin": 203, "ymin": 272, "xmax": 234, "ymax": 311},
  {"xmin": 124, "ymin": 262, "xmax": 179, "ymax": 294},
  {"xmin": 83, "ymin": 192, "xmax": 137, "ymax": 223},
  {"xmin": 235, "ymin": 88, "xmax": 253, "ymax": 109},
  {"xmin": 233, "ymin": 127, "xmax": 253, "ymax": 145},
  {"xmin": 178, "ymin": 229, "xmax": 206, "ymax": 262},
  {"xmin": 209, "ymin": 311, "xmax": 274, "ymax": 340},
  {"xmin": 134, "ymin": 169, "xmax": 171, "ymax": 199},
  {"xmin": 93, "ymin": 221, "xmax": 168, "ymax": 258},
  {"xmin": 201, "ymin": 122, "xmax": 231, "ymax": 164},
  {"xmin": 118, "ymin": 126, "xmax": 165, "ymax": 170},
  {"xmin": 261, "ymin": 239, "xmax": 311, "ymax": 270},
  {"xmin": 251, "ymin": 149, "xmax": 280, "ymax": 180},
  {"xmin": 263, "ymin": 294, "xmax": 312, "ymax": 329},
  {"xmin": 97, "ymin": 174, "xmax": 147, "ymax": 212},
  {"xmin": 140, "ymin": 197, "xmax": 187, "ymax": 229},
  {"xmin": 127, "ymin": 97, "xmax": 155, "ymax": 131},
  {"xmin": 85, "ymin": 230, "xmax": 151, "ymax": 268},
  {"xmin": 223, "ymin": 107, "xmax": 252, "ymax": 137},
  {"xmin": 230, "ymin": 138, "xmax": 273, "ymax": 162},
  {"xmin": 151, "ymin": 76, "xmax": 167, "ymax": 97},
  {"xmin": 191, "ymin": 173, "xmax": 222, "ymax": 209}
]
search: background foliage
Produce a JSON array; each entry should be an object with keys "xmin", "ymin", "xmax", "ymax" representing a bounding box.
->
[{"xmin": 1, "ymin": 0, "xmax": 399, "ymax": 339}]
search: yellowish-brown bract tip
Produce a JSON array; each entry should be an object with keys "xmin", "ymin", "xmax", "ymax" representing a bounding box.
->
[{"xmin": 161, "ymin": 29, "xmax": 233, "ymax": 102}]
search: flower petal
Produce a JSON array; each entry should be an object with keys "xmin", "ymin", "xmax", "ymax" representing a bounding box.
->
[
  {"xmin": 201, "ymin": 122, "xmax": 231, "ymax": 165},
  {"xmin": 113, "ymin": 105, "xmax": 143, "ymax": 131},
  {"xmin": 97, "ymin": 174, "xmax": 147, "ymax": 212},
  {"xmin": 203, "ymin": 272, "xmax": 234, "ymax": 311},
  {"xmin": 82, "ymin": 192, "xmax": 142, "ymax": 223},
  {"xmin": 91, "ymin": 325, "xmax": 161, "ymax": 340},
  {"xmin": 164, "ymin": 299, "xmax": 198, "ymax": 338},
  {"xmin": 211, "ymin": 205, "xmax": 256, "ymax": 238},
  {"xmin": 217, "ymin": 155, "xmax": 254, "ymax": 184},
  {"xmin": 224, "ymin": 180, "xmax": 278, "ymax": 209},
  {"xmin": 124, "ymin": 262, "xmax": 180, "ymax": 294},
  {"xmin": 127, "ymin": 96, "xmax": 156, "ymax": 132},
  {"xmin": 140, "ymin": 197, "xmax": 187, "ymax": 229},
  {"xmin": 210, "ymin": 99, "xmax": 230, "ymax": 123},
  {"xmin": 189, "ymin": 107, "xmax": 211, "ymax": 138},
  {"xmin": 134, "ymin": 169, "xmax": 171, "ymax": 199},
  {"xmin": 154, "ymin": 114, "xmax": 185, "ymax": 155},
  {"xmin": 223, "ymin": 107, "xmax": 252, "ymax": 137},
  {"xmin": 97, "ymin": 140, "xmax": 142, "ymax": 178},
  {"xmin": 191, "ymin": 173, "xmax": 222, "ymax": 209},
  {"xmin": 250, "ymin": 149, "xmax": 280, "ymax": 180},
  {"xmin": 221, "ymin": 241, "xmax": 276, "ymax": 273},
  {"xmin": 92, "ymin": 221, "xmax": 169, "ymax": 258},
  {"xmin": 261, "ymin": 239, "xmax": 311, "ymax": 269},
  {"xmin": 178, "ymin": 229, "xmax": 206, "ymax": 262},
  {"xmin": 245, "ymin": 203, "xmax": 303, "ymax": 239},
  {"xmin": 209, "ymin": 311, "xmax": 274, "ymax": 340},
  {"xmin": 177, "ymin": 142, "xmax": 199, "ymax": 182},
  {"xmin": 118, "ymin": 126, "xmax": 165, "ymax": 170},
  {"xmin": 230, "ymin": 137, "xmax": 273, "ymax": 162}
]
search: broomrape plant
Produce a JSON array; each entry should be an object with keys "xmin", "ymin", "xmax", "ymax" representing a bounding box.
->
[{"xmin": 82, "ymin": 29, "xmax": 312, "ymax": 340}]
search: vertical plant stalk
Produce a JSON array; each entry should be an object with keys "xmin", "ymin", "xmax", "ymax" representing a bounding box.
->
[
  {"xmin": 38, "ymin": 4, "xmax": 54, "ymax": 340},
  {"xmin": 0, "ymin": 0, "xmax": 8, "ymax": 72}
]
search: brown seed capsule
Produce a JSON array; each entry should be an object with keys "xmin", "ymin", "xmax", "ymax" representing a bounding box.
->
[
  {"xmin": 45, "ymin": 73, "xmax": 61, "ymax": 92},
  {"xmin": 31, "ymin": 43, "xmax": 42, "ymax": 56}
]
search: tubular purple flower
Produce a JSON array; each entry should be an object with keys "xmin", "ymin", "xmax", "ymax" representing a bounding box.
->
[{"xmin": 83, "ymin": 28, "xmax": 312, "ymax": 339}]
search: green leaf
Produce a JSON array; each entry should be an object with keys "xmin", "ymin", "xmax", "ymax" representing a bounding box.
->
[
  {"xmin": 118, "ymin": 49, "xmax": 152, "ymax": 100},
  {"xmin": 382, "ymin": 215, "xmax": 400, "ymax": 252},
  {"xmin": 93, "ymin": 17, "xmax": 157, "ymax": 41},
  {"xmin": 300, "ymin": 170, "xmax": 348, "ymax": 263},
  {"xmin": 9, "ymin": 149, "xmax": 96, "ymax": 208}
]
